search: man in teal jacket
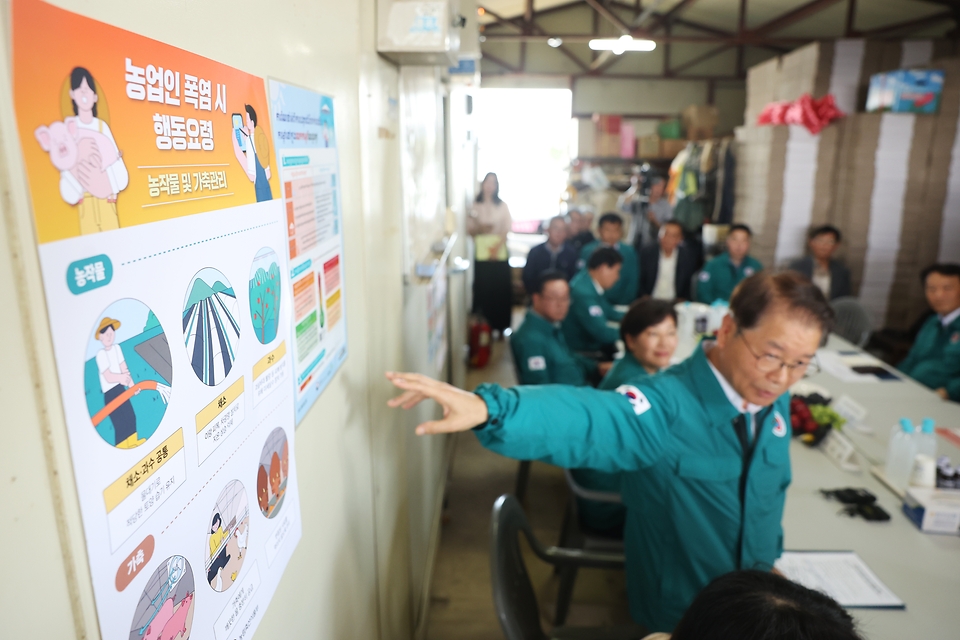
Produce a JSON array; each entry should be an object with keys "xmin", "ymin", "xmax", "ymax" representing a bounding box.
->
[
  {"xmin": 579, "ymin": 212, "xmax": 640, "ymax": 306},
  {"xmin": 898, "ymin": 263, "xmax": 960, "ymax": 401},
  {"xmin": 511, "ymin": 270, "xmax": 604, "ymax": 386},
  {"xmin": 387, "ymin": 271, "xmax": 833, "ymax": 632},
  {"xmin": 696, "ymin": 224, "xmax": 763, "ymax": 304},
  {"xmin": 563, "ymin": 247, "xmax": 624, "ymax": 354}
]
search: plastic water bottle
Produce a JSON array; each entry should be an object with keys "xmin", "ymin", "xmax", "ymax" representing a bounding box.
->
[
  {"xmin": 885, "ymin": 418, "xmax": 918, "ymax": 489},
  {"xmin": 917, "ymin": 418, "xmax": 937, "ymax": 460}
]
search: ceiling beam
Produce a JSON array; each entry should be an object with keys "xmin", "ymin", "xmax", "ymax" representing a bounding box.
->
[
  {"xmin": 583, "ymin": 0, "xmax": 632, "ymax": 34},
  {"xmin": 480, "ymin": 50, "xmax": 521, "ymax": 73},
  {"xmin": 670, "ymin": 44, "xmax": 733, "ymax": 75},
  {"xmin": 858, "ymin": 10, "xmax": 954, "ymax": 37},
  {"xmin": 844, "ymin": 0, "xmax": 857, "ymax": 36},
  {"xmin": 478, "ymin": 5, "xmax": 523, "ymax": 32},
  {"xmin": 645, "ymin": 0, "xmax": 705, "ymax": 34},
  {"xmin": 748, "ymin": 0, "xmax": 845, "ymax": 36},
  {"xmin": 481, "ymin": 32, "xmax": 812, "ymax": 45},
  {"xmin": 528, "ymin": 19, "xmax": 591, "ymax": 71}
]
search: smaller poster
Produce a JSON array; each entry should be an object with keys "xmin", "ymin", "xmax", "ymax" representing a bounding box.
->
[{"xmin": 268, "ymin": 80, "xmax": 348, "ymax": 424}]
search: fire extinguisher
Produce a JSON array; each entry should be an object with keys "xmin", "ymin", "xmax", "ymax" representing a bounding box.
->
[{"xmin": 469, "ymin": 316, "xmax": 491, "ymax": 369}]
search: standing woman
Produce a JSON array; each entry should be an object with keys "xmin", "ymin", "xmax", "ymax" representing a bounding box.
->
[{"xmin": 468, "ymin": 172, "xmax": 513, "ymax": 336}]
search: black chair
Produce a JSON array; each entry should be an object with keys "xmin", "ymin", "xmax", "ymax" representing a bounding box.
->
[
  {"xmin": 830, "ymin": 296, "xmax": 873, "ymax": 347},
  {"xmin": 490, "ymin": 494, "xmax": 645, "ymax": 640},
  {"xmin": 555, "ymin": 470, "xmax": 626, "ymax": 626}
]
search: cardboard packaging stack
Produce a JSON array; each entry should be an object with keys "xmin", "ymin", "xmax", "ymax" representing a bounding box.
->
[{"xmin": 735, "ymin": 39, "xmax": 960, "ymax": 330}]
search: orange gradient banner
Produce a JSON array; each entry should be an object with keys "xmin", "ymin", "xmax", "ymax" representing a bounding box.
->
[{"xmin": 13, "ymin": 0, "xmax": 280, "ymax": 244}]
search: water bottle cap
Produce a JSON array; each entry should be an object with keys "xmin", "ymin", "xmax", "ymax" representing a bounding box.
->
[
  {"xmin": 921, "ymin": 418, "xmax": 935, "ymax": 433},
  {"xmin": 899, "ymin": 418, "xmax": 914, "ymax": 433}
]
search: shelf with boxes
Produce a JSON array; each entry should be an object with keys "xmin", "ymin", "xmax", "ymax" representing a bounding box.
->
[{"xmin": 578, "ymin": 105, "xmax": 722, "ymax": 163}]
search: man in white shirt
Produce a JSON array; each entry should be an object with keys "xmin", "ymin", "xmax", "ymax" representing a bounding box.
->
[
  {"xmin": 640, "ymin": 221, "xmax": 697, "ymax": 301},
  {"xmin": 95, "ymin": 317, "xmax": 140, "ymax": 447}
]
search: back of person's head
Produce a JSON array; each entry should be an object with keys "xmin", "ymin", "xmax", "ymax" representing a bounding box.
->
[
  {"xmin": 620, "ymin": 299, "xmax": 677, "ymax": 342},
  {"xmin": 730, "ymin": 271, "xmax": 835, "ymax": 345},
  {"xmin": 598, "ymin": 212, "xmax": 623, "ymax": 228},
  {"xmin": 671, "ymin": 570, "xmax": 864, "ymax": 640},
  {"xmin": 533, "ymin": 269, "xmax": 568, "ymax": 296},
  {"xmin": 920, "ymin": 262, "xmax": 960, "ymax": 284},
  {"xmin": 809, "ymin": 224, "xmax": 841, "ymax": 243},
  {"xmin": 587, "ymin": 246, "xmax": 623, "ymax": 270}
]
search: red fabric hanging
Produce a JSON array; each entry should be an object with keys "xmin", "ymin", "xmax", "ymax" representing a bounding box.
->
[{"xmin": 757, "ymin": 93, "xmax": 845, "ymax": 135}]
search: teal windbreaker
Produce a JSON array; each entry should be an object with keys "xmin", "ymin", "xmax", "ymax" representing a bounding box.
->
[
  {"xmin": 695, "ymin": 252, "xmax": 763, "ymax": 304},
  {"xmin": 562, "ymin": 270, "xmax": 623, "ymax": 352},
  {"xmin": 510, "ymin": 310, "xmax": 595, "ymax": 386},
  {"xmin": 579, "ymin": 240, "xmax": 640, "ymax": 306},
  {"xmin": 898, "ymin": 312, "xmax": 960, "ymax": 400},
  {"xmin": 473, "ymin": 345, "xmax": 791, "ymax": 631}
]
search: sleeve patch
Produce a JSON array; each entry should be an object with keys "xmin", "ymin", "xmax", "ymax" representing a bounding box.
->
[
  {"xmin": 616, "ymin": 384, "xmax": 652, "ymax": 416},
  {"xmin": 527, "ymin": 356, "xmax": 547, "ymax": 371},
  {"xmin": 588, "ymin": 305, "xmax": 603, "ymax": 317},
  {"xmin": 698, "ymin": 271, "xmax": 711, "ymax": 282}
]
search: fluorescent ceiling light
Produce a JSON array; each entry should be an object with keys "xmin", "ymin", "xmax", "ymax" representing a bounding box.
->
[
  {"xmin": 588, "ymin": 35, "xmax": 656, "ymax": 54},
  {"xmin": 547, "ymin": 37, "xmax": 563, "ymax": 48}
]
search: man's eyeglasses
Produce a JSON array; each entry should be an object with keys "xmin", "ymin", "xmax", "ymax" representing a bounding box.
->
[{"xmin": 737, "ymin": 332, "xmax": 820, "ymax": 376}]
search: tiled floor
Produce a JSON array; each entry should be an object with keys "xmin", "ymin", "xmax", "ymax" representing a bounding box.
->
[{"xmin": 424, "ymin": 322, "xmax": 632, "ymax": 640}]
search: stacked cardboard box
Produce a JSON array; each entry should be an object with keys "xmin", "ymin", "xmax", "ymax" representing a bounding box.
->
[{"xmin": 735, "ymin": 42, "xmax": 960, "ymax": 330}]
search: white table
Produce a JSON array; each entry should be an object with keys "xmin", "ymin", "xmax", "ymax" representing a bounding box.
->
[{"xmin": 784, "ymin": 335, "xmax": 960, "ymax": 639}]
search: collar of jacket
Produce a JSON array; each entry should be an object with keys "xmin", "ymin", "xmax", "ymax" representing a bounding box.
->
[
  {"xmin": 685, "ymin": 345, "xmax": 745, "ymax": 426},
  {"xmin": 525, "ymin": 309, "xmax": 560, "ymax": 332}
]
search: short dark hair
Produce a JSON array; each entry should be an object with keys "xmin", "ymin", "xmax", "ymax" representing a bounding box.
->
[
  {"xmin": 671, "ymin": 570, "xmax": 863, "ymax": 640},
  {"xmin": 730, "ymin": 271, "xmax": 835, "ymax": 345},
  {"xmin": 920, "ymin": 262, "xmax": 960, "ymax": 284},
  {"xmin": 532, "ymin": 269, "xmax": 568, "ymax": 295},
  {"xmin": 598, "ymin": 212, "xmax": 623, "ymax": 228},
  {"xmin": 244, "ymin": 104, "xmax": 258, "ymax": 127},
  {"xmin": 662, "ymin": 220, "xmax": 685, "ymax": 234},
  {"xmin": 729, "ymin": 223, "xmax": 753, "ymax": 237},
  {"xmin": 587, "ymin": 246, "xmax": 623, "ymax": 270},
  {"xmin": 620, "ymin": 299, "xmax": 677, "ymax": 343},
  {"xmin": 809, "ymin": 224, "xmax": 841, "ymax": 243}
]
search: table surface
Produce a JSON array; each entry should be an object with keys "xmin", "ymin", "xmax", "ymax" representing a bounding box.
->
[{"xmin": 785, "ymin": 335, "xmax": 960, "ymax": 640}]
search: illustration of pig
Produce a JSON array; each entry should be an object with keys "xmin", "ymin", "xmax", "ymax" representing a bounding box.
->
[
  {"xmin": 159, "ymin": 591, "xmax": 194, "ymax": 640},
  {"xmin": 142, "ymin": 597, "xmax": 174, "ymax": 640},
  {"xmin": 34, "ymin": 119, "xmax": 119, "ymax": 178}
]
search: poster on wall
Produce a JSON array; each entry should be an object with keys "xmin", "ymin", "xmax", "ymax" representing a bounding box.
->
[
  {"xmin": 268, "ymin": 80, "xmax": 348, "ymax": 424},
  {"xmin": 12, "ymin": 1, "xmax": 302, "ymax": 638}
]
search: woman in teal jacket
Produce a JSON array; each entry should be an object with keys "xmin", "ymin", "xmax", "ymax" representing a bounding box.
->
[
  {"xmin": 575, "ymin": 299, "xmax": 681, "ymax": 532},
  {"xmin": 387, "ymin": 272, "xmax": 833, "ymax": 632}
]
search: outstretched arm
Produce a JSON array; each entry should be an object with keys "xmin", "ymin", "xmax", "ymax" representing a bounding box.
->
[{"xmin": 387, "ymin": 372, "xmax": 669, "ymax": 472}]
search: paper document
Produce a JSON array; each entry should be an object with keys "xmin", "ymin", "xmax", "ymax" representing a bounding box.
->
[
  {"xmin": 818, "ymin": 350, "xmax": 901, "ymax": 383},
  {"xmin": 775, "ymin": 551, "xmax": 904, "ymax": 609}
]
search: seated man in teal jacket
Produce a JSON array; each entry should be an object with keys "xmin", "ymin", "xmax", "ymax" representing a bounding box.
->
[
  {"xmin": 563, "ymin": 247, "xmax": 624, "ymax": 355},
  {"xmin": 511, "ymin": 270, "xmax": 607, "ymax": 386},
  {"xmin": 898, "ymin": 263, "xmax": 960, "ymax": 402},
  {"xmin": 574, "ymin": 299, "xmax": 681, "ymax": 534},
  {"xmin": 387, "ymin": 271, "xmax": 834, "ymax": 632},
  {"xmin": 579, "ymin": 212, "xmax": 640, "ymax": 306},
  {"xmin": 696, "ymin": 224, "xmax": 763, "ymax": 304}
]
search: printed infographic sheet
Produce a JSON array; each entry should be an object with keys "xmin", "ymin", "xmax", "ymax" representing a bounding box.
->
[
  {"xmin": 268, "ymin": 80, "xmax": 349, "ymax": 424},
  {"xmin": 13, "ymin": 1, "xmax": 302, "ymax": 638}
]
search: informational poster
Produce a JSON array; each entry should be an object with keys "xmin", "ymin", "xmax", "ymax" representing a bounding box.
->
[
  {"xmin": 427, "ymin": 263, "xmax": 448, "ymax": 375},
  {"xmin": 268, "ymin": 80, "xmax": 348, "ymax": 423},
  {"xmin": 13, "ymin": 1, "xmax": 302, "ymax": 638}
]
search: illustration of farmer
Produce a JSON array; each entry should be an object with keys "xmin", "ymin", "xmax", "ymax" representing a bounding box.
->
[
  {"xmin": 35, "ymin": 67, "xmax": 129, "ymax": 234},
  {"xmin": 207, "ymin": 513, "xmax": 231, "ymax": 591},
  {"xmin": 95, "ymin": 317, "xmax": 141, "ymax": 448},
  {"xmin": 232, "ymin": 104, "xmax": 273, "ymax": 202}
]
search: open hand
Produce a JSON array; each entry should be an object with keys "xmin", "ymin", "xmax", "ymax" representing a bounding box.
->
[{"xmin": 386, "ymin": 372, "xmax": 489, "ymax": 435}]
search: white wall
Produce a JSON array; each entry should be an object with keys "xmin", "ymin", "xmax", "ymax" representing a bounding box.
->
[{"xmin": 0, "ymin": 1, "xmax": 455, "ymax": 638}]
